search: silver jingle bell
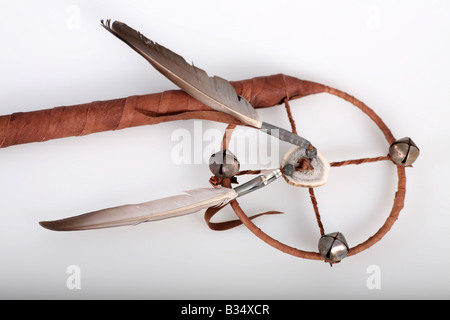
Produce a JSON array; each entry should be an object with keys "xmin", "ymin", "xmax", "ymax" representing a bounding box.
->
[
  {"xmin": 209, "ymin": 150, "xmax": 240, "ymax": 178},
  {"xmin": 389, "ymin": 137, "xmax": 420, "ymax": 166},
  {"xmin": 318, "ymin": 232, "xmax": 349, "ymax": 262},
  {"xmin": 282, "ymin": 163, "xmax": 295, "ymax": 176}
]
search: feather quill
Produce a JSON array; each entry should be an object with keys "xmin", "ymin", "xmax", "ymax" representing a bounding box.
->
[
  {"xmin": 101, "ymin": 19, "xmax": 261, "ymax": 128},
  {"xmin": 39, "ymin": 187, "xmax": 237, "ymax": 231}
]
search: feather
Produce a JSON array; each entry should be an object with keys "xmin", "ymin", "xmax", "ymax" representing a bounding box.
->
[
  {"xmin": 39, "ymin": 187, "xmax": 237, "ymax": 231},
  {"xmin": 101, "ymin": 19, "xmax": 261, "ymax": 128}
]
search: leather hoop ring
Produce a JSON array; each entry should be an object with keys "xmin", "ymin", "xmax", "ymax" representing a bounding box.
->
[{"xmin": 220, "ymin": 85, "xmax": 406, "ymax": 261}]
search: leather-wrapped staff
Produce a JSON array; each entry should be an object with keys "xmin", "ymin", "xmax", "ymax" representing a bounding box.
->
[
  {"xmin": 0, "ymin": 73, "xmax": 324, "ymax": 149},
  {"xmin": 0, "ymin": 20, "xmax": 419, "ymax": 265}
]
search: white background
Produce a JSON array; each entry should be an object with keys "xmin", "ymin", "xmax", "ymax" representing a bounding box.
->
[{"xmin": 0, "ymin": 0, "xmax": 448, "ymax": 299}]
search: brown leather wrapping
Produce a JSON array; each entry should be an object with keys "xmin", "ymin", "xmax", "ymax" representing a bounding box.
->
[{"xmin": 0, "ymin": 74, "xmax": 322, "ymax": 148}]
